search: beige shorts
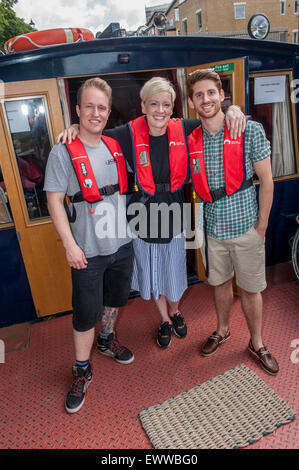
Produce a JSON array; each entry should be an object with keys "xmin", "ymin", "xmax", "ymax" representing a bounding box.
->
[{"xmin": 200, "ymin": 226, "xmax": 267, "ymax": 293}]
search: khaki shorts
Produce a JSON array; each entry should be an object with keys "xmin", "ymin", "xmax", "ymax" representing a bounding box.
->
[{"xmin": 200, "ymin": 226, "xmax": 267, "ymax": 293}]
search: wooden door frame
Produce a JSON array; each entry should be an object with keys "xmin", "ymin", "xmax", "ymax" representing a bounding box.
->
[{"xmin": 0, "ymin": 79, "xmax": 71, "ymax": 317}]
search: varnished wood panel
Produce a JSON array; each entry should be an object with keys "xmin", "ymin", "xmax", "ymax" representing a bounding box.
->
[{"xmin": 0, "ymin": 79, "xmax": 72, "ymax": 317}]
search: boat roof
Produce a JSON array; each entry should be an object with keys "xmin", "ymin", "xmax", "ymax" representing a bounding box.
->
[{"xmin": 0, "ymin": 36, "xmax": 298, "ymax": 83}]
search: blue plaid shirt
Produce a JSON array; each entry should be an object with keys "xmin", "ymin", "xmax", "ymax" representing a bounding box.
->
[{"xmin": 202, "ymin": 120, "xmax": 271, "ymax": 239}]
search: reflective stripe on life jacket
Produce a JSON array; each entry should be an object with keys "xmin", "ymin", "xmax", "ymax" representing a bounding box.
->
[
  {"xmin": 128, "ymin": 116, "xmax": 188, "ymax": 196},
  {"xmin": 65, "ymin": 135, "xmax": 128, "ymax": 203},
  {"xmin": 188, "ymin": 122, "xmax": 248, "ymax": 202}
]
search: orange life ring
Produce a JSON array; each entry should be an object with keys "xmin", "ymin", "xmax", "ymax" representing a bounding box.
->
[{"xmin": 4, "ymin": 28, "xmax": 95, "ymax": 54}]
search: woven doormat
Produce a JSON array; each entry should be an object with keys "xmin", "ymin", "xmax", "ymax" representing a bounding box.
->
[{"xmin": 140, "ymin": 365, "xmax": 295, "ymax": 449}]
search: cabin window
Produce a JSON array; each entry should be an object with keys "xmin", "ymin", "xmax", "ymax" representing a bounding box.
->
[
  {"xmin": 0, "ymin": 164, "xmax": 13, "ymax": 227},
  {"xmin": 221, "ymin": 77, "xmax": 233, "ymax": 112},
  {"xmin": 280, "ymin": 0, "xmax": 286, "ymax": 14},
  {"xmin": 234, "ymin": 3, "xmax": 246, "ymax": 19},
  {"xmin": 249, "ymin": 72, "xmax": 298, "ymax": 179},
  {"xmin": 67, "ymin": 70, "xmax": 184, "ymax": 130},
  {"xmin": 3, "ymin": 97, "xmax": 51, "ymax": 220},
  {"xmin": 196, "ymin": 10, "xmax": 202, "ymax": 31},
  {"xmin": 182, "ymin": 18, "xmax": 188, "ymax": 34}
]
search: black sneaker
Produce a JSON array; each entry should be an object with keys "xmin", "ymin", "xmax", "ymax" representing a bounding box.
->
[
  {"xmin": 170, "ymin": 311, "xmax": 187, "ymax": 338},
  {"xmin": 65, "ymin": 364, "xmax": 92, "ymax": 414},
  {"xmin": 97, "ymin": 333, "xmax": 134, "ymax": 364},
  {"xmin": 157, "ymin": 322, "xmax": 172, "ymax": 348}
]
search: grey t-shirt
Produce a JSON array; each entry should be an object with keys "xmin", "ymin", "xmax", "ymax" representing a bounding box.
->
[{"xmin": 44, "ymin": 141, "xmax": 132, "ymax": 257}]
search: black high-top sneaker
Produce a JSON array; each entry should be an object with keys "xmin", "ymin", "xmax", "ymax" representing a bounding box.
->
[
  {"xmin": 170, "ymin": 311, "xmax": 187, "ymax": 338},
  {"xmin": 157, "ymin": 321, "xmax": 172, "ymax": 348},
  {"xmin": 65, "ymin": 364, "xmax": 92, "ymax": 414},
  {"xmin": 97, "ymin": 333, "xmax": 134, "ymax": 364}
]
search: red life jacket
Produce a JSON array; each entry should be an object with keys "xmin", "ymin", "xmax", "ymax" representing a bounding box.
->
[
  {"xmin": 128, "ymin": 116, "xmax": 188, "ymax": 196},
  {"xmin": 65, "ymin": 135, "xmax": 128, "ymax": 202},
  {"xmin": 188, "ymin": 123, "xmax": 250, "ymax": 202}
]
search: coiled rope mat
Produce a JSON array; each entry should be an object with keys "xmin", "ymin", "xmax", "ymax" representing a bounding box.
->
[{"xmin": 140, "ymin": 365, "xmax": 295, "ymax": 449}]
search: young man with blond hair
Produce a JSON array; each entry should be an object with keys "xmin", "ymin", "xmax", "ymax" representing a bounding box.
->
[{"xmin": 44, "ymin": 78, "xmax": 134, "ymax": 414}]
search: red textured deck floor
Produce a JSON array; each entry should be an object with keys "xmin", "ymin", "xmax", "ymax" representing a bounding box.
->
[{"xmin": 0, "ymin": 279, "xmax": 298, "ymax": 449}]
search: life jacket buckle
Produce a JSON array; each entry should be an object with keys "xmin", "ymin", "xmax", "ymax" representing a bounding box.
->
[
  {"xmin": 155, "ymin": 183, "xmax": 170, "ymax": 193},
  {"xmin": 210, "ymin": 186, "xmax": 227, "ymax": 202},
  {"xmin": 99, "ymin": 184, "xmax": 119, "ymax": 196}
]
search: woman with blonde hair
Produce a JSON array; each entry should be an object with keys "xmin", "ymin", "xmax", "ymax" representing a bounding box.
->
[{"xmin": 58, "ymin": 75, "xmax": 245, "ymax": 349}]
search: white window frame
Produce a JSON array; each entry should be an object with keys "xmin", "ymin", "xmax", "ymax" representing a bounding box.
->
[
  {"xmin": 196, "ymin": 9, "xmax": 202, "ymax": 32},
  {"xmin": 234, "ymin": 2, "xmax": 246, "ymax": 19},
  {"xmin": 293, "ymin": 30, "xmax": 299, "ymax": 43},
  {"xmin": 279, "ymin": 31, "xmax": 287, "ymax": 42},
  {"xmin": 182, "ymin": 18, "xmax": 188, "ymax": 35},
  {"xmin": 280, "ymin": 0, "xmax": 286, "ymax": 14},
  {"xmin": 174, "ymin": 7, "xmax": 179, "ymax": 22},
  {"xmin": 249, "ymin": 70, "xmax": 299, "ymax": 180},
  {"xmin": 294, "ymin": 1, "xmax": 299, "ymax": 13}
]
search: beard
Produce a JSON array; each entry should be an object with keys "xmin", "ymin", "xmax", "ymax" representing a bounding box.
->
[{"xmin": 195, "ymin": 100, "xmax": 222, "ymax": 119}]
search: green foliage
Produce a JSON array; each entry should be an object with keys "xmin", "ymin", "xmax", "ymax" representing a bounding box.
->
[{"xmin": 0, "ymin": 0, "xmax": 36, "ymax": 52}]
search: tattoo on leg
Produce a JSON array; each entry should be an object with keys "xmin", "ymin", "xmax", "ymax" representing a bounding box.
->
[{"xmin": 100, "ymin": 306, "xmax": 119, "ymax": 334}]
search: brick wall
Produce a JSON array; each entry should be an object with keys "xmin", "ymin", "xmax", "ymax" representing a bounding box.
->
[{"xmin": 163, "ymin": 0, "xmax": 298, "ymax": 42}]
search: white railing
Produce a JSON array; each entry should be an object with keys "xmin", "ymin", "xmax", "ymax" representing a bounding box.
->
[{"xmin": 179, "ymin": 28, "xmax": 289, "ymax": 42}]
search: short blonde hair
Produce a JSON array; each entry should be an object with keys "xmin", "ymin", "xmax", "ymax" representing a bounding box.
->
[
  {"xmin": 77, "ymin": 77, "xmax": 112, "ymax": 108},
  {"xmin": 140, "ymin": 77, "xmax": 176, "ymax": 104}
]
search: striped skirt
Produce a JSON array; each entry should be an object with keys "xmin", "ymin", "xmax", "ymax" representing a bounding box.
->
[{"xmin": 131, "ymin": 233, "xmax": 188, "ymax": 301}]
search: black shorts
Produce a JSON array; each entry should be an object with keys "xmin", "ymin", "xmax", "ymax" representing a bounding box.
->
[{"xmin": 71, "ymin": 241, "xmax": 133, "ymax": 332}]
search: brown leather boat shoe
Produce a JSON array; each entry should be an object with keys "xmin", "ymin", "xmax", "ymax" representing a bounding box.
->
[
  {"xmin": 248, "ymin": 340, "xmax": 279, "ymax": 375},
  {"xmin": 201, "ymin": 329, "xmax": 231, "ymax": 357}
]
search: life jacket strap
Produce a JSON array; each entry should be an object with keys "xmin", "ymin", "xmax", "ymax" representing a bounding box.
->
[
  {"xmin": 130, "ymin": 183, "xmax": 171, "ymax": 194},
  {"xmin": 70, "ymin": 184, "xmax": 120, "ymax": 203},
  {"xmin": 64, "ymin": 197, "xmax": 76, "ymax": 224},
  {"xmin": 155, "ymin": 183, "xmax": 171, "ymax": 193},
  {"xmin": 64, "ymin": 183, "xmax": 121, "ymax": 223},
  {"xmin": 209, "ymin": 177, "xmax": 253, "ymax": 203}
]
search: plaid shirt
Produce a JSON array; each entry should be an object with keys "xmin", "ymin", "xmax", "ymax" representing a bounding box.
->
[{"xmin": 201, "ymin": 120, "xmax": 271, "ymax": 239}]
